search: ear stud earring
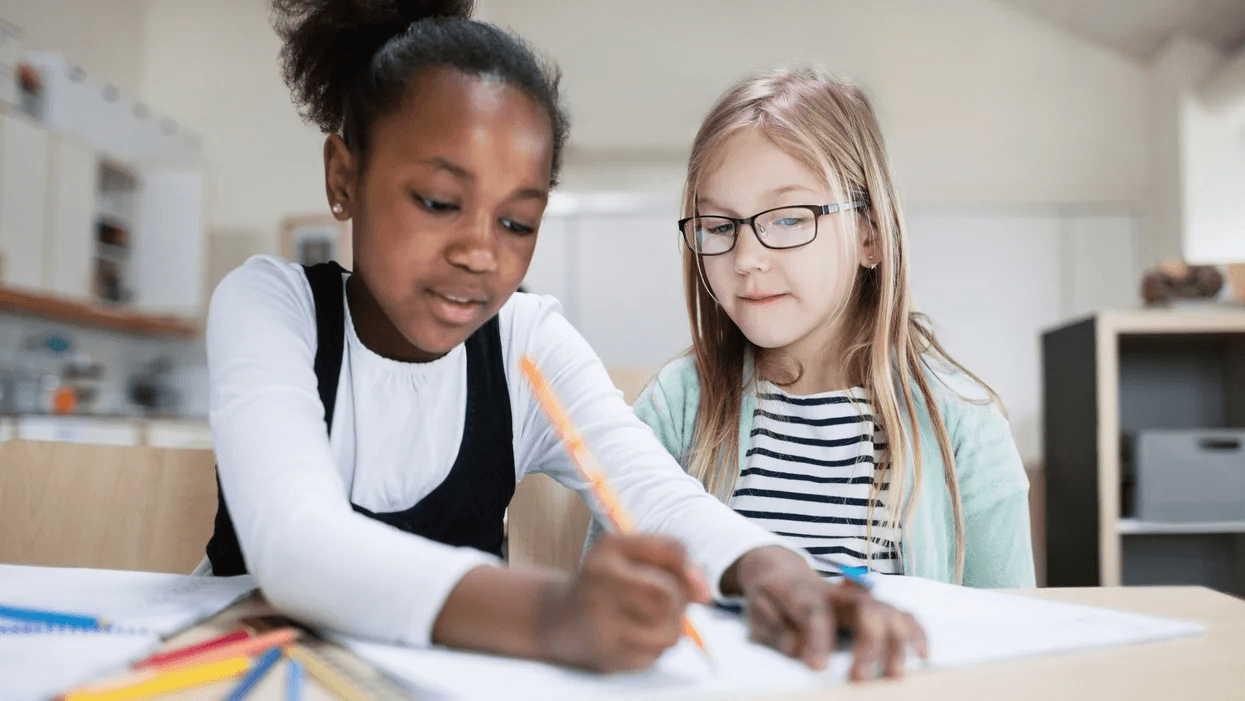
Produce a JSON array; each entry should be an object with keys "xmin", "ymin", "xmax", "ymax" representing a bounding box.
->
[{"xmin": 331, "ymin": 203, "xmax": 344, "ymax": 215}]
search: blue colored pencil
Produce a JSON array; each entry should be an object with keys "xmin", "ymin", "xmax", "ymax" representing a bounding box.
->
[
  {"xmin": 0, "ymin": 603, "xmax": 104, "ymax": 628},
  {"xmin": 286, "ymin": 659, "xmax": 303, "ymax": 701},
  {"xmin": 839, "ymin": 565, "xmax": 874, "ymax": 589},
  {"xmin": 224, "ymin": 646, "xmax": 283, "ymax": 701}
]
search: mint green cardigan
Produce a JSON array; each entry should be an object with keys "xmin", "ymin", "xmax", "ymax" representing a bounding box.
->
[{"xmin": 587, "ymin": 356, "xmax": 1036, "ymax": 589}]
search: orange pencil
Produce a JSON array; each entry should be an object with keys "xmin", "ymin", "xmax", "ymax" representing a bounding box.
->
[{"xmin": 520, "ymin": 356, "xmax": 714, "ymax": 662}]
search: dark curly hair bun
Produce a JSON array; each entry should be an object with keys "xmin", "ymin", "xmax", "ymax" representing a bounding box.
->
[{"xmin": 272, "ymin": 0, "xmax": 568, "ymax": 183}]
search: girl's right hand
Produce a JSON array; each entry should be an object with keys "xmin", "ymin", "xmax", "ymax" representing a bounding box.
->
[{"xmin": 535, "ymin": 532, "xmax": 709, "ymax": 672}]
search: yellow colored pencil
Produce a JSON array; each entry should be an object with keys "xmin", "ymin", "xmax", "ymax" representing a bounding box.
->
[
  {"xmin": 520, "ymin": 356, "xmax": 715, "ymax": 661},
  {"xmin": 61, "ymin": 655, "xmax": 251, "ymax": 701},
  {"xmin": 286, "ymin": 645, "xmax": 371, "ymax": 701}
]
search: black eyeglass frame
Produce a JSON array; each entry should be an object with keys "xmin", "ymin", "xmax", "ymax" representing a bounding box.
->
[{"xmin": 678, "ymin": 200, "xmax": 869, "ymax": 255}]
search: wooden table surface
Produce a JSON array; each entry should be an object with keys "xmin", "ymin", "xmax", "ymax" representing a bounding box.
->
[{"xmin": 90, "ymin": 586, "xmax": 1245, "ymax": 701}]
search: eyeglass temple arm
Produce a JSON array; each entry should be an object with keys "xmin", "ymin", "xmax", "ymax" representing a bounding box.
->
[{"xmin": 822, "ymin": 200, "xmax": 869, "ymax": 215}]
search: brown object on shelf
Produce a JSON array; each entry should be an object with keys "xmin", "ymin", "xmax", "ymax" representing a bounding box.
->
[
  {"xmin": 0, "ymin": 286, "xmax": 198, "ymax": 337},
  {"xmin": 1140, "ymin": 259, "xmax": 1224, "ymax": 306}
]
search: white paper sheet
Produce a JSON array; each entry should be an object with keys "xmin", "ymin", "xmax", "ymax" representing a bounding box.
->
[
  {"xmin": 340, "ymin": 574, "xmax": 1206, "ymax": 701},
  {"xmin": 0, "ymin": 565, "xmax": 258, "ymax": 701},
  {"xmin": 0, "ymin": 633, "xmax": 162, "ymax": 701},
  {"xmin": 0, "ymin": 564, "xmax": 256, "ymax": 636},
  {"xmin": 338, "ymin": 605, "xmax": 830, "ymax": 701},
  {"xmin": 868, "ymin": 574, "xmax": 1206, "ymax": 668}
]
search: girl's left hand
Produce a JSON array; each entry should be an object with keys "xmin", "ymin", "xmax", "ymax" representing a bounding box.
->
[{"xmin": 722, "ymin": 546, "xmax": 928, "ymax": 680}]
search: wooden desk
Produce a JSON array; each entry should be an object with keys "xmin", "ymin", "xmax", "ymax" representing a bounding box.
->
[{"xmin": 118, "ymin": 586, "xmax": 1245, "ymax": 701}]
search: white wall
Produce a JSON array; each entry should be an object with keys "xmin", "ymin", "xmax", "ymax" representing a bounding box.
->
[
  {"xmin": 0, "ymin": 0, "xmax": 149, "ymax": 96},
  {"xmin": 123, "ymin": 0, "xmax": 1153, "ymax": 294},
  {"xmin": 481, "ymin": 0, "xmax": 1149, "ymax": 206}
]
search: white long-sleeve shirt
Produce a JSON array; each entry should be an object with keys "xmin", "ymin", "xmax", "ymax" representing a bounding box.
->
[{"xmin": 207, "ymin": 255, "xmax": 786, "ymax": 646}]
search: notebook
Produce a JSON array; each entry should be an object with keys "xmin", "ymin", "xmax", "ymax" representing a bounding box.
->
[
  {"xmin": 0, "ymin": 565, "xmax": 258, "ymax": 701},
  {"xmin": 337, "ymin": 574, "xmax": 1206, "ymax": 701}
]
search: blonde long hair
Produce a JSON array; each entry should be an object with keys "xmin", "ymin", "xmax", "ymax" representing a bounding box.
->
[{"xmin": 682, "ymin": 66, "xmax": 998, "ymax": 583}]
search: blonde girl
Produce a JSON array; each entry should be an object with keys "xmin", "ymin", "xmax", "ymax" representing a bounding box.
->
[{"xmin": 592, "ymin": 66, "xmax": 1034, "ymax": 588}]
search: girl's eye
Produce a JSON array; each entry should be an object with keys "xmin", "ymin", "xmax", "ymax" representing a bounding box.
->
[
  {"xmin": 501, "ymin": 219, "xmax": 536, "ymax": 235},
  {"xmin": 414, "ymin": 193, "xmax": 459, "ymax": 213},
  {"xmin": 775, "ymin": 217, "xmax": 807, "ymax": 228}
]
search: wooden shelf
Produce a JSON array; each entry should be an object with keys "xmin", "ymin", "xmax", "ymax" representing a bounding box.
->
[
  {"xmin": 1046, "ymin": 306, "xmax": 1245, "ymax": 336},
  {"xmin": 1044, "ymin": 311, "xmax": 1245, "ymax": 593},
  {"xmin": 1117, "ymin": 519, "xmax": 1245, "ymax": 535},
  {"xmin": 0, "ymin": 286, "xmax": 199, "ymax": 337}
]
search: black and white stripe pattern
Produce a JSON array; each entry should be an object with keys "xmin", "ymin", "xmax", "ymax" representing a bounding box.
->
[{"xmin": 729, "ymin": 385, "xmax": 901, "ymax": 576}]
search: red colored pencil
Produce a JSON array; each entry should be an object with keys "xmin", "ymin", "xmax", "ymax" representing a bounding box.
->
[
  {"xmin": 144, "ymin": 629, "xmax": 298, "ymax": 672},
  {"xmin": 134, "ymin": 630, "xmax": 251, "ymax": 669}
]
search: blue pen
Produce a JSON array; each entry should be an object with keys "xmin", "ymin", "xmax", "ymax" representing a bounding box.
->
[
  {"xmin": 225, "ymin": 646, "xmax": 283, "ymax": 701},
  {"xmin": 287, "ymin": 658, "xmax": 303, "ymax": 701},
  {"xmin": 0, "ymin": 603, "xmax": 104, "ymax": 629}
]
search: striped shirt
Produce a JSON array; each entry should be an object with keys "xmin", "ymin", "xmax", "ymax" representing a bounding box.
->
[{"xmin": 729, "ymin": 384, "xmax": 901, "ymax": 577}]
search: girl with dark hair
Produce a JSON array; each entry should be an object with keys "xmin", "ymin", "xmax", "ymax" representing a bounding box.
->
[{"xmin": 203, "ymin": 0, "xmax": 925, "ymax": 676}]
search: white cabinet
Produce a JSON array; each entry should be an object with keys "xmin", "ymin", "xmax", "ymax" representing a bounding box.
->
[
  {"xmin": 1064, "ymin": 214, "xmax": 1139, "ymax": 318},
  {"xmin": 0, "ymin": 114, "xmax": 207, "ymax": 314},
  {"xmin": 131, "ymin": 168, "xmax": 205, "ymax": 315},
  {"xmin": 908, "ymin": 213, "xmax": 1066, "ymax": 465},
  {"xmin": 25, "ymin": 52, "xmax": 204, "ymax": 166},
  {"xmin": 0, "ymin": 55, "xmax": 207, "ymax": 314},
  {"xmin": 528, "ymin": 198, "xmax": 687, "ymax": 368},
  {"xmin": 46, "ymin": 134, "xmax": 96, "ymax": 301},
  {"xmin": 0, "ymin": 113, "xmax": 50, "ymax": 290},
  {"xmin": 523, "ymin": 215, "xmax": 572, "ymax": 313},
  {"xmin": 575, "ymin": 213, "xmax": 688, "ymax": 368}
]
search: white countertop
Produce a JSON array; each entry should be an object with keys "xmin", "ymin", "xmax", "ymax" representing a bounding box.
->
[{"xmin": 0, "ymin": 415, "xmax": 212, "ymax": 450}]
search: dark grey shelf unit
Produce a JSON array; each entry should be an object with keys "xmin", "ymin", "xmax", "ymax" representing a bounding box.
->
[{"xmin": 1042, "ymin": 309, "xmax": 1245, "ymax": 594}]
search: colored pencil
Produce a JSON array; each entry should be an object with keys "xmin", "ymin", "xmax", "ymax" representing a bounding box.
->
[
  {"xmin": 61, "ymin": 655, "xmax": 251, "ymax": 701},
  {"xmin": 154, "ymin": 629, "xmax": 298, "ymax": 672},
  {"xmin": 286, "ymin": 658, "xmax": 303, "ymax": 701},
  {"xmin": 224, "ymin": 646, "xmax": 283, "ymax": 701},
  {"xmin": 287, "ymin": 645, "xmax": 371, "ymax": 701},
  {"xmin": 133, "ymin": 629, "xmax": 251, "ymax": 669},
  {"xmin": 838, "ymin": 565, "xmax": 875, "ymax": 590},
  {"xmin": 520, "ymin": 356, "xmax": 715, "ymax": 662},
  {"xmin": 0, "ymin": 603, "xmax": 104, "ymax": 629}
]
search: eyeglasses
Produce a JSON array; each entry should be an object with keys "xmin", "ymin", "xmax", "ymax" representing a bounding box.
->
[{"xmin": 678, "ymin": 201, "xmax": 868, "ymax": 256}]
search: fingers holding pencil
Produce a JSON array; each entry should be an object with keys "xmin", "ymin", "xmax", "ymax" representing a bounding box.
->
[
  {"xmin": 534, "ymin": 532, "xmax": 706, "ymax": 673},
  {"xmin": 520, "ymin": 356, "xmax": 715, "ymax": 663}
]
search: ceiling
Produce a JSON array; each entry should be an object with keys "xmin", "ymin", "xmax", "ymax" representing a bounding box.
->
[{"xmin": 995, "ymin": 0, "xmax": 1245, "ymax": 63}]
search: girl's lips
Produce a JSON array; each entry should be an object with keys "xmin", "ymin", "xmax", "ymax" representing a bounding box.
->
[
  {"xmin": 740, "ymin": 293, "xmax": 787, "ymax": 306},
  {"xmin": 429, "ymin": 290, "xmax": 485, "ymax": 324}
]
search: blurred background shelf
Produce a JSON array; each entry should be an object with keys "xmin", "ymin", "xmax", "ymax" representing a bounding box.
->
[
  {"xmin": 1117, "ymin": 519, "xmax": 1245, "ymax": 535},
  {"xmin": 0, "ymin": 285, "xmax": 198, "ymax": 337},
  {"xmin": 1044, "ymin": 309, "xmax": 1245, "ymax": 596}
]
